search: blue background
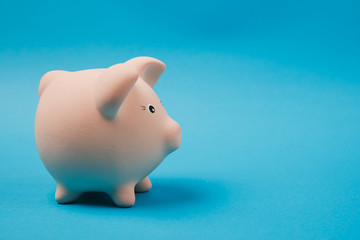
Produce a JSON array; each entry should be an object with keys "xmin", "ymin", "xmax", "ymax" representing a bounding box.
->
[{"xmin": 0, "ymin": 0, "xmax": 359, "ymax": 239}]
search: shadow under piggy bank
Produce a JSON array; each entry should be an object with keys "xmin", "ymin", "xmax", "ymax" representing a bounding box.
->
[{"xmin": 72, "ymin": 178, "xmax": 228, "ymax": 216}]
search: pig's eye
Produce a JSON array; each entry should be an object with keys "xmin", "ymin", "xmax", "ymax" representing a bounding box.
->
[{"xmin": 147, "ymin": 104, "xmax": 155, "ymax": 113}]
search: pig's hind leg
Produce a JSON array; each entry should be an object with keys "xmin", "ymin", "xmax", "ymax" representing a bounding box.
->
[
  {"xmin": 55, "ymin": 183, "xmax": 80, "ymax": 204},
  {"xmin": 135, "ymin": 176, "xmax": 152, "ymax": 193}
]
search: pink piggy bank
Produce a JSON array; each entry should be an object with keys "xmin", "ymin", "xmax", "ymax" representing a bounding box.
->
[{"xmin": 35, "ymin": 57, "xmax": 182, "ymax": 207}]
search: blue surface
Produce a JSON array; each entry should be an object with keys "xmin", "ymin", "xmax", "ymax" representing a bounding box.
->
[{"xmin": 1, "ymin": 1, "xmax": 359, "ymax": 239}]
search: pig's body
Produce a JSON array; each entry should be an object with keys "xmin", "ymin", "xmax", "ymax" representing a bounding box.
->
[{"xmin": 35, "ymin": 57, "xmax": 181, "ymax": 207}]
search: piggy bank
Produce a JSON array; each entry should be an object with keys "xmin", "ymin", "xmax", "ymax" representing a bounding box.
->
[{"xmin": 35, "ymin": 57, "xmax": 182, "ymax": 207}]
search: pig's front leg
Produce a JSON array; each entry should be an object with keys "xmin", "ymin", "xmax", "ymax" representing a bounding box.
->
[
  {"xmin": 55, "ymin": 183, "xmax": 80, "ymax": 204},
  {"xmin": 111, "ymin": 184, "xmax": 136, "ymax": 207},
  {"xmin": 135, "ymin": 177, "xmax": 152, "ymax": 193}
]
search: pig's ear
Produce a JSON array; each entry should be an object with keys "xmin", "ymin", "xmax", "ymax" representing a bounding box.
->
[
  {"xmin": 38, "ymin": 70, "xmax": 67, "ymax": 98},
  {"xmin": 95, "ymin": 63, "xmax": 139, "ymax": 119},
  {"xmin": 125, "ymin": 57, "xmax": 165, "ymax": 88}
]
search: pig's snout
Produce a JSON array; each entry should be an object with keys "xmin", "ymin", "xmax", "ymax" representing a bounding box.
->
[{"xmin": 165, "ymin": 118, "xmax": 182, "ymax": 152}]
